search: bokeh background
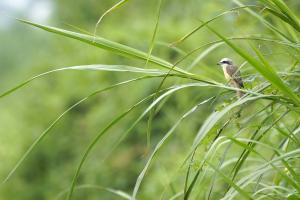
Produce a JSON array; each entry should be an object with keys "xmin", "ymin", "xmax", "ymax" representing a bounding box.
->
[{"xmin": 1, "ymin": 0, "xmax": 300, "ymax": 199}]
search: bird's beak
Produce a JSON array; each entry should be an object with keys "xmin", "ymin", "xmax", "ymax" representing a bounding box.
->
[{"xmin": 217, "ymin": 62, "xmax": 221, "ymax": 65}]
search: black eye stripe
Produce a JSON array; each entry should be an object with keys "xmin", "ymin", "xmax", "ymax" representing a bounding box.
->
[{"xmin": 222, "ymin": 61, "xmax": 229, "ymax": 64}]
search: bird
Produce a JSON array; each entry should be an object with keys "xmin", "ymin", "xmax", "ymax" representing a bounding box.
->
[{"xmin": 217, "ymin": 58, "xmax": 244, "ymax": 98}]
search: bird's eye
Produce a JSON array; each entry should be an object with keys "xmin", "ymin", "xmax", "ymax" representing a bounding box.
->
[{"xmin": 222, "ymin": 61, "xmax": 228, "ymax": 64}]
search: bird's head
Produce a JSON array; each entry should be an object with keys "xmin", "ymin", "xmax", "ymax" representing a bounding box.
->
[{"xmin": 217, "ymin": 58, "xmax": 233, "ymax": 67}]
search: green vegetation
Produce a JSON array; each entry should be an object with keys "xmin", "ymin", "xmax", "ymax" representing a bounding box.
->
[{"xmin": 1, "ymin": 0, "xmax": 300, "ymax": 199}]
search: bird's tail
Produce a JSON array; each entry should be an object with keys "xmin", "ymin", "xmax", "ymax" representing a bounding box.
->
[
  {"xmin": 233, "ymin": 81, "xmax": 245, "ymax": 98},
  {"xmin": 236, "ymin": 90, "xmax": 245, "ymax": 98}
]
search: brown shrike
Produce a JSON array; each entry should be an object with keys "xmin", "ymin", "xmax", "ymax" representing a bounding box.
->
[{"xmin": 217, "ymin": 58, "xmax": 244, "ymax": 98}]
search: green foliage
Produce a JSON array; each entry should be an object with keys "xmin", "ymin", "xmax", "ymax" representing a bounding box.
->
[{"xmin": 1, "ymin": 0, "xmax": 300, "ymax": 200}]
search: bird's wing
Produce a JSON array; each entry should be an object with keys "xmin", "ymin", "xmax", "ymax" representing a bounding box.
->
[{"xmin": 226, "ymin": 65, "xmax": 244, "ymax": 88}]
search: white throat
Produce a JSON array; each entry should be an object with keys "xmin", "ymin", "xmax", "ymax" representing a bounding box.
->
[
  {"xmin": 221, "ymin": 64, "xmax": 229, "ymax": 70},
  {"xmin": 221, "ymin": 64, "xmax": 231, "ymax": 80}
]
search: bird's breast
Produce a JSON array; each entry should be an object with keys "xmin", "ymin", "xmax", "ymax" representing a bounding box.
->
[{"xmin": 222, "ymin": 66, "xmax": 231, "ymax": 81}]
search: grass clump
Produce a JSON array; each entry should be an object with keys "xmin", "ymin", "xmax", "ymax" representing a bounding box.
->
[{"xmin": 1, "ymin": 0, "xmax": 300, "ymax": 199}]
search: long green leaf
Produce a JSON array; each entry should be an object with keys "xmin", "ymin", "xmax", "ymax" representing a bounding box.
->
[
  {"xmin": 145, "ymin": 0, "xmax": 163, "ymax": 148},
  {"xmin": 0, "ymin": 64, "xmax": 167, "ymax": 99},
  {"xmin": 93, "ymin": 0, "xmax": 130, "ymax": 38},
  {"xmin": 18, "ymin": 19, "xmax": 191, "ymax": 76},
  {"xmin": 170, "ymin": 5, "xmax": 260, "ymax": 46},
  {"xmin": 145, "ymin": 0, "xmax": 163, "ymax": 67}
]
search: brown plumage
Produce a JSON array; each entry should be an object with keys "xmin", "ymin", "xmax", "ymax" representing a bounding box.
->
[{"xmin": 218, "ymin": 58, "xmax": 244, "ymax": 98}]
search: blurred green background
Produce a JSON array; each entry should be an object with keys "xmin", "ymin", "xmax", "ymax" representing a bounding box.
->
[{"xmin": 1, "ymin": 0, "xmax": 300, "ymax": 199}]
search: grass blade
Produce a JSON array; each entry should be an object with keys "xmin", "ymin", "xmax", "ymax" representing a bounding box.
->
[
  {"xmin": 0, "ymin": 64, "xmax": 167, "ymax": 99},
  {"xmin": 145, "ymin": 0, "xmax": 163, "ymax": 67},
  {"xmin": 18, "ymin": 19, "xmax": 191, "ymax": 75},
  {"xmin": 93, "ymin": 0, "xmax": 130, "ymax": 39},
  {"xmin": 170, "ymin": 5, "xmax": 260, "ymax": 46}
]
